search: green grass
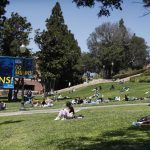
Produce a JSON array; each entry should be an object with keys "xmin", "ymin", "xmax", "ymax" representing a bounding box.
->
[
  {"xmin": 0, "ymin": 105, "xmax": 150, "ymax": 150},
  {"xmin": 61, "ymin": 82, "xmax": 150, "ymax": 99},
  {"xmin": 1, "ymin": 81, "xmax": 150, "ymax": 149},
  {"xmin": 1, "ymin": 82, "xmax": 150, "ymax": 112}
]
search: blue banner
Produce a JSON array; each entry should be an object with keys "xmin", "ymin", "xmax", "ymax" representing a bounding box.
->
[
  {"xmin": 0, "ymin": 56, "xmax": 15, "ymax": 89},
  {"xmin": 15, "ymin": 58, "xmax": 33, "ymax": 79}
]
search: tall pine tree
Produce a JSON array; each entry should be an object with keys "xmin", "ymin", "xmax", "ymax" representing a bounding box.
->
[{"xmin": 35, "ymin": 2, "xmax": 81, "ymax": 91}]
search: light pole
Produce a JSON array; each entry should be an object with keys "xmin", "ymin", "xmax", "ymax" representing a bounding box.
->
[
  {"xmin": 19, "ymin": 44, "xmax": 26, "ymax": 110},
  {"xmin": 103, "ymin": 65, "xmax": 105, "ymax": 78},
  {"xmin": 111, "ymin": 62, "xmax": 114, "ymax": 77},
  {"xmin": 20, "ymin": 44, "xmax": 26, "ymax": 53}
]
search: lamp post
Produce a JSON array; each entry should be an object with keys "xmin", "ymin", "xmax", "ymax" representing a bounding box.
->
[
  {"xmin": 111, "ymin": 62, "xmax": 114, "ymax": 77},
  {"xmin": 19, "ymin": 44, "xmax": 26, "ymax": 110},
  {"xmin": 20, "ymin": 44, "xmax": 26, "ymax": 53},
  {"xmin": 82, "ymin": 65, "xmax": 87, "ymax": 82},
  {"xmin": 103, "ymin": 65, "xmax": 105, "ymax": 78}
]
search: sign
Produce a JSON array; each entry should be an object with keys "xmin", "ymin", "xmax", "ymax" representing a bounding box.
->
[
  {"xmin": 0, "ymin": 56, "xmax": 15, "ymax": 89},
  {"xmin": 23, "ymin": 58, "xmax": 33, "ymax": 78},
  {"xmin": 15, "ymin": 58, "xmax": 33, "ymax": 79},
  {"xmin": 15, "ymin": 57, "xmax": 24, "ymax": 77}
]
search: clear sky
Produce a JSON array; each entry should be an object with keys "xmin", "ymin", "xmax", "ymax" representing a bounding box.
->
[{"xmin": 5, "ymin": 0, "xmax": 150, "ymax": 52}]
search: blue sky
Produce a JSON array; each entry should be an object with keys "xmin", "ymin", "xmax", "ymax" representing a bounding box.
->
[{"xmin": 5, "ymin": 0, "xmax": 150, "ymax": 52}]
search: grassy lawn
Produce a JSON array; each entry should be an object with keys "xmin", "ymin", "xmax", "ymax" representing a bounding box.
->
[
  {"xmin": 0, "ymin": 105, "xmax": 150, "ymax": 150},
  {"xmin": 61, "ymin": 82, "xmax": 150, "ymax": 100},
  {"xmin": 0, "ymin": 81, "xmax": 150, "ymax": 149},
  {"xmin": 1, "ymin": 82, "xmax": 150, "ymax": 112}
]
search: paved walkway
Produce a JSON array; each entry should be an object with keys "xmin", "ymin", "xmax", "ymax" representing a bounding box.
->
[{"xmin": 0, "ymin": 103, "xmax": 149, "ymax": 117}]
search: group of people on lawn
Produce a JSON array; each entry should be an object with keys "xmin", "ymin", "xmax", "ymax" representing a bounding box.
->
[
  {"xmin": 1, "ymin": 92, "xmax": 150, "ymax": 126},
  {"xmin": 33, "ymin": 98, "xmax": 54, "ymax": 107}
]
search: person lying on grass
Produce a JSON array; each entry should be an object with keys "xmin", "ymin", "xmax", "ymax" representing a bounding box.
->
[
  {"xmin": 54, "ymin": 101, "xmax": 75, "ymax": 120},
  {"xmin": 132, "ymin": 115, "xmax": 150, "ymax": 126},
  {"xmin": 41, "ymin": 97, "xmax": 53, "ymax": 107}
]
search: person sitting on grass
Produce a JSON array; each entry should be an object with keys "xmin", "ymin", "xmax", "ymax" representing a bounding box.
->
[
  {"xmin": 125, "ymin": 94, "xmax": 129, "ymax": 101},
  {"xmin": 32, "ymin": 100, "xmax": 41, "ymax": 107},
  {"xmin": 54, "ymin": 101, "xmax": 75, "ymax": 120},
  {"xmin": 110, "ymin": 85, "xmax": 115, "ymax": 90},
  {"xmin": 0, "ymin": 101, "xmax": 6, "ymax": 110},
  {"xmin": 120, "ymin": 86, "xmax": 129, "ymax": 93},
  {"xmin": 41, "ymin": 98, "xmax": 53, "ymax": 107}
]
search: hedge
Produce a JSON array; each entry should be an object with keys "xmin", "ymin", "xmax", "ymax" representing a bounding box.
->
[{"xmin": 113, "ymin": 69, "xmax": 145, "ymax": 80}]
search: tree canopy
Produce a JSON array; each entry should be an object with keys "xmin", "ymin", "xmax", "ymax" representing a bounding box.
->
[
  {"xmin": 87, "ymin": 19, "xmax": 148, "ymax": 78},
  {"xmin": 35, "ymin": 2, "xmax": 81, "ymax": 90},
  {"xmin": 73, "ymin": 0, "xmax": 150, "ymax": 17},
  {"xmin": 73, "ymin": 0, "xmax": 123, "ymax": 16},
  {"xmin": 1, "ymin": 12, "xmax": 32, "ymax": 56}
]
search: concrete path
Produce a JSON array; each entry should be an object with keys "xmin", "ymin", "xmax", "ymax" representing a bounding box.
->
[{"xmin": 0, "ymin": 103, "xmax": 149, "ymax": 117}]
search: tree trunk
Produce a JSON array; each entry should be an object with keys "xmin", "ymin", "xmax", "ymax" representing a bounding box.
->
[
  {"xmin": 8, "ymin": 89, "xmax": 12, "ymax": 101},
  {"xmin": 12, "ymin": 78, "xmax": 21, "ymax": 101}
]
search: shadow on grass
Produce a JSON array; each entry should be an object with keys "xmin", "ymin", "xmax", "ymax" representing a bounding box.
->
[
  {"xmin": 0, "ymin": 96, "xmax": 21, "ymax": 103},
  {"xmin": 0, "ymin": 120, "xmax": 24, "ymax": 125},
  {"xmin": 0, "ymin": 96, "xmax": 8, "ymax": 100},
  {"xmin": 53, "ymin": 126, "xmax": 150, "ymax": 150},
  {"xmin": 128, "ymin": 125, "xmax": 150, "ymax": 131}
]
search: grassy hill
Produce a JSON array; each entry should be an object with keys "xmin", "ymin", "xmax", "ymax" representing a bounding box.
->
[{"xmin": 60, "ymin": 82, "xmax": 150, "ymax": 101}]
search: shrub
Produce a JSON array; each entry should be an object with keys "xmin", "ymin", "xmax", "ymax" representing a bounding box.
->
[
  {"xmin": 142, "ymin": 69, "xmax": 150, "ymax": 76},
  {"xmin": 130, "ymin": 76, "xmax": 138, "ymax": 82},
  {"xmin": 113, "ymin": 69, "xmax": 145, "ymax": 80},
  {"xmin": 130, "ymin": 76, "xmax": 150, "ymax": 82}
]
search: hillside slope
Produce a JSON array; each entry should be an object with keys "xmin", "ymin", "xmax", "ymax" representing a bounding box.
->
[{"xmin": 58, "ymin": 73, "xmax": 141, "ymax": 93}]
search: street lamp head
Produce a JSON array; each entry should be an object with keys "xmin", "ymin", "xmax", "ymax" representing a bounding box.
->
[
  {"xmin": 111, "ymin": 62, "xmax": 114, "ymax": 66},
  {"xmin": 20, "ymin": 44, "xmax": 26, "ymax": 53}
]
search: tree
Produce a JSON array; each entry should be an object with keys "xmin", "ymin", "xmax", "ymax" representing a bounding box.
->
[
  {"xmin": 73, "ymin": 0, "xmax": 123, "ymax": 17},
  {"xmin": 118, "ymin": 18, "xmax": 131, "ymax": 69},
  {"xmin": 143, "ymin": 0, "xmax": 150, "ymax": 6},
  {"xmin": 1, "ymin": 12, "xmax": 32, "ymax": 101},
  {"xmin": 0, "ymin": 0, "xmax": 9, "ymax": 53},
  {"xmin": 0, "ymin": 0, "xmax": 9, "ymax": 17},
  {"xmin": 87, "ymin": 19, "xmax": 147, "ymax": 78},
  {"xmin": 73, "ymin": 0, "xmax": 150, "ymax": 17},
  {"xmin": 87, "ymin": 21, "xmax": 126, "ymax": 78},
  {"xmin": 142, "ymin": 0, "xmax": 150, "ymax": 15},
  {"xmin": 35, "ymin": 2, "xmax": 81, "ymax": 93},
  {"xmin": 80, "ymin": 52, "xmax": 97, "ymax": 73},
  {"xmin": 128, "ymin": 34, "xmax": 148, "ymax": 69},
  {"xmin": 1, "ymin": 12, "xmax": 32, "ymax": 56}
]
